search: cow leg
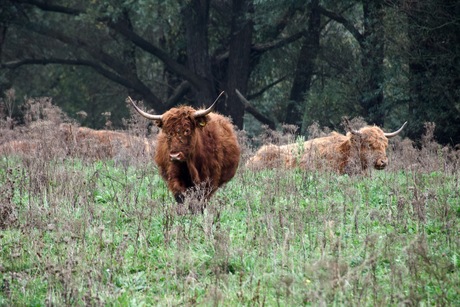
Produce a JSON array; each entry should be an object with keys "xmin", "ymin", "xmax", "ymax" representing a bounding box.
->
[
  {"xmin": 187, "ymin": 164, "xmax": 201, "ymax": 185},
  {"xmin": 165, "ymin": 164, "xmax": 192, "ymax": 203}
]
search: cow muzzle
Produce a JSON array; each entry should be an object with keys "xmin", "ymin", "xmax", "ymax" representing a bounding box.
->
[
  {"xmin": 170, "ymin": 152, "xmax": 185, "ymax": 162},
  {"xmin": 374, "ymin": 158, "xmax": 388, "ymax": 170}
]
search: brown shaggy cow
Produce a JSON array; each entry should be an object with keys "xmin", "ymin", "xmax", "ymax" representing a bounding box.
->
[
  {"xmin": 247, "ymin": 122, "xmax": 407, "ymax": 174},
  {"xmin": 59, "ymin": 124, "xmax": 152, "ymax": 159},
  {"xmin": 0, "ymin": 124, "xmax": 152, "ymax": 160},
  {"xmin": 0, "ymin": 140, "xmax": 39, "ymax": 156},
  {"xmin": 129, "ymin": 93, "xmax": 240, "ymax": 203}
]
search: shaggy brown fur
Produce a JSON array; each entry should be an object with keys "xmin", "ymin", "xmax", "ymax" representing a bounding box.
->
[
  {"xmin": 247, "ymin": 125, "xmax": 404, "ymax": 174},
  {"xmin": 151, "ymin": 106, "xmax": 240, "ymax": 203},
  {"xmin": 0, "ymin": 124, "xmax": 152, "ymax": 159},
  {"xmin": 0, "ymin": 140, "xmax": 39, "ymax": 156},
  {"xmin": 59, "ymin": 124, "xmax": 152, "ymax": 159}
]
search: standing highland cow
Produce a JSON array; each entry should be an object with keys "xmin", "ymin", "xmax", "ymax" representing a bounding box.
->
[
  {"xmin": 129, "ymin": 93, "xmax": 240, "ymax": 203},
  {"xmin": 247, "ymin": 122, "xmax": 407, "ymax": 174}
]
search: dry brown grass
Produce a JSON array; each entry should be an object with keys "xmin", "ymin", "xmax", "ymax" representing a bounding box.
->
[
  {"xmin": 1, "ymin": 95, "xmax": 459, "ymax": 305},
  {"xmin": 0, "ymin": 96, "xmax": 156, "ymax": 164}
]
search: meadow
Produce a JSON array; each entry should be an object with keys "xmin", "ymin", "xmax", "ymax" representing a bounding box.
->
[{"xmin": 0, "ymin": 102, "xmax": 459, "ymax": 306}]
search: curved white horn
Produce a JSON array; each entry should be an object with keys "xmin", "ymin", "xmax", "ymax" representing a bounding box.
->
[
  {"xmin": 384, "ymin": 121, "xmax": 407, "ymax": 138},
  {"xmin": 193, "ymin": 91, "xmax": 225, "ymax": 118},
  {"xmin": 343, "ymin": 117, "xmax": 360, "ymax": 135},
  {"xmin": 128, "ymin": 96, "xmax": 163, "ymax": 121}
]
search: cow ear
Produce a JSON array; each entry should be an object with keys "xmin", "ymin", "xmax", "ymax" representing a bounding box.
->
[
  {"xmin": 349, "ymin": 132, "xmax": 362, "ymax": 146},
  {"xmin": 195, "ymin": 115, "xmax": 209, "ymax": 128}
]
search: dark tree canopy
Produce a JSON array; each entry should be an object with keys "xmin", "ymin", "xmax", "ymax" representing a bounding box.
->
[
  {"xmin": 1, "ymin": 0, "xmax": 459, "ymax": 145},
  {"xmin": 405, "ymin": 0, "xmax": 460, "ymax": 145}
]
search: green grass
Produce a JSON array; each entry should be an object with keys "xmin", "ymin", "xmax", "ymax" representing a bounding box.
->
[{"xmin": 1, "ymin": 155, "xmax": 459, "ymax": 306}]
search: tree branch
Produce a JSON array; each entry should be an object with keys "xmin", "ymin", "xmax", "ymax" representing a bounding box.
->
[
  {"xmin": 107, "ymin": 21, "xmax": 209, "ymax": 92},
  {"xmin": 17, "ymin": 20, "xmax": 166, "ymax": 106},
  {"xmin": 15, "ymin": 0, "xmax": 81, "ymax": 15},
  {"xmin": 215, "ymin": 30, "xmax": 305, "ymax": 63},
  {"xmin": 235, "ymin": 89, "xmax": 276, "ymax": 130},
  {"xmin": 247, "ymin": 75, "xmax": 288, "ymax": 100},
  {"xmin": 15, "ymin": 0, "xmax": 207, "ymax": 101},
  {"xmin": 22, "ymin": 22, "xmax": 129, "ymax": 75},
  {"xmin": 3, "ymin": 58, "xmax": 132, "ymax": 87},
  {"xmin": 272, "ymin": 5, "xmax": 303, "ymax": 37},
  {"xmin": 2, "ymin": 56, "xmax": 169, "ymax": 110},
  {"xmin": 252, "ymin": 30, "xmax": 306, "ymax": 53},
  {"xmin": 165, "ymin": 81, "xmax": 192, "ymax": 109},
  {"xmin": 317, "ymin": 5, "xmax": 364, "ymax": 47}
]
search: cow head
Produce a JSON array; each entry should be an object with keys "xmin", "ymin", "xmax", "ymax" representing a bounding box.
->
[
  {"xmin": 347, "ymin": 122, "xmax": 407, "ymax": 171},
  {"xmin": 128, "ymin": 92, "xmax": 224, "ymax": 162}
]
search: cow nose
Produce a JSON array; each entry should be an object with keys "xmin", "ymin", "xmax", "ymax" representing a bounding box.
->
[
  {"xmin": 170, "ymin": 152, "xmax": 185, "ymax": 161},
  {"xmin": 376, "ymin": 158, "xmax": 387, "ymax": 169}
]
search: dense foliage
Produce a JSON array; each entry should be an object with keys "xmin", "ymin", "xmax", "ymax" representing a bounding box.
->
[{"xmin": 1, "ymin": 0, "xmax": 459, "ymax": 143}]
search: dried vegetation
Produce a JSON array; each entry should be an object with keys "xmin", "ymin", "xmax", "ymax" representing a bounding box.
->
[{"xmin": 0, "ymin": 95, "xmax": 459, "ymax": 305}]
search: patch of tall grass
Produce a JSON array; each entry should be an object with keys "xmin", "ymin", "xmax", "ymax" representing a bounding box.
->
[
  {"xmin": 1, "ymin": 151, "xmax": 459, "ymax": 305},
  {"xmin": 0, "ymin": 98, "xmax": 459, "ymax": 305}
]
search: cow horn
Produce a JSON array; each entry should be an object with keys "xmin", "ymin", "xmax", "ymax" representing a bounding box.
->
[
  {"xmin": 193, "ymin": 91, "xmax": 226, "ymax": 118},
  {"xmin": 128, "ymin": 96, "xmax": 163, "ymax": 121},
  {"xmin": 384, "ymin": 121, "xmax": 407, "ymax": 138},
  {"xmin": 343, "ymin": 117, "xmax": 360, "ymax": 135},
  {"xmin": 350, "ymin": 129, "xmax": 361, "ymax": 135}
]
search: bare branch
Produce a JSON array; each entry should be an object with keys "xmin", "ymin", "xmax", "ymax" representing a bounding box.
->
[
  {"xmin": 107, "ymin": 21, "xmax": 209, "ymax": 92},
  {"xmin": 14, "ymin": 1, "xmax": 208, "ymax": 97},
  {"xmin": 2, "ymin": 58, "xmax": 130, "ymax": 86},
  {"xmin": 317, "ymin": 5, "xmax": 364, "ymax": 47},
  {"xmin": 215, "ymin": 30, "xmax": 305, "ymax": 63},
  {"xmin": 252, "ymin": 31, "xmax": 306, "ymax": 53},
  {"xmin": 235, "ymin": 89, "xmax": 276, "ymax": 130},
  {"xmin": 247, "ymin": 75, "xmax": 288, "ymax": 100},
  {"xmin": 2, "ymin": 56, "xmax": 168, "ymax": 109},
  {"xmin": 15, "ymin": 0, "xmax": 81, "ymax": 15},
  {"xmin": 165, "ymin": 81, "xmax": 192, "ymax": 109},
  {"xmin": 22, "ymin": 21, "xmax": 131, "ymax": 76}
]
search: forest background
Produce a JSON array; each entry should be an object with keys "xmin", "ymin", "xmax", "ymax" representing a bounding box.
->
[{"xmin": 1, "ymin": 0, "xmax": 459, "ymax": 145}]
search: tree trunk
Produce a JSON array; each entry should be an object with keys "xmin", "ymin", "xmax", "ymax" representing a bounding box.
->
[
  {"xmin": 407, "ymin": 0, "xmax": 425, "ymax": 141},
  {"xmin": 285, "ymin": 0, "xmax": 321, "ymax": 132},
  {"xmin": 114, "ymin": 10, "xmax": 142, "ymax": 104},
  {"xmin": 360, "ymin": 0, "xmax": 385, "ymax": 126},
  {"xmin": 182, "ymin": 0, "xmax": 215, "ymax": 106},
  {"xmin": 223, "ymin": 0, "xmax": 253, "ymax": 129},
  {"xmin": 406, "ymin": 0, "xmax": 460, "ymax": 145},
  {"xmin": 0, "ymin": 26, "xmax": 6, "ymax": 59}
]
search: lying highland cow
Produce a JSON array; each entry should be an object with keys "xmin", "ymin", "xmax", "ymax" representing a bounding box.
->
[
  {"xmin": 129, "ymin": 92, "xmax": 240, "ymax": 203},
  {"xmin": 0, "ymin": 140, "xmax": 39, "ymax": 156},
  {"xmin": 247, "ymin": 122, "xmax": 407, "ymax": 174},
  {"xmin": 0, "ymin": 124, "xmax": 152, "ymax": 160},
  {"xmin": 59, "ymin": 124, "xmax": 152, "ymax": 159}
]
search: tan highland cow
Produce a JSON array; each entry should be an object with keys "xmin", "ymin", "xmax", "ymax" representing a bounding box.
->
[
  {"xmin": 247, "ymin": 122, "xmax": 407, "ymax": 174},
  {"xmin": 0, "ymin": 124, "xmax": 152, "ymax": 160},
  {"xmin": 59, "ymin": 124, "xmax": 152, "ymax": 159}
]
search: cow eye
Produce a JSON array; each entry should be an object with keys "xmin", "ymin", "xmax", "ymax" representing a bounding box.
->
[{"xmin": 184, "ymin": 128, "xmax": 191, "ymax": 135}]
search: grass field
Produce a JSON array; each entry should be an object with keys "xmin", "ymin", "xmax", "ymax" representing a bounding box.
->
[
  {"xmin": 0, "ymin": 106, "xmax": 459, "ymax": 305},
  {"xmin": 1, "ymin": 143, "xmax": 459, "ymax": 306}
]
